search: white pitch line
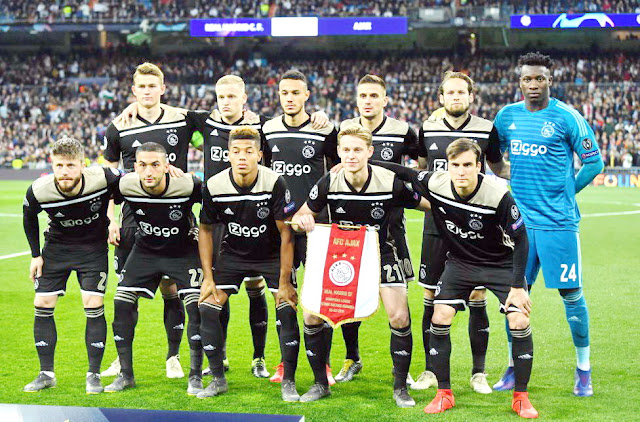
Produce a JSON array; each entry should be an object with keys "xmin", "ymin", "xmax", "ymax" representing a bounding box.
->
[
  {"xmin": 0, "ymin": 213, "xmax": 22, "ymax": 217},
  {"xmin": 0, "ymin": 251, "xmax": 30, "ymax": 260}
]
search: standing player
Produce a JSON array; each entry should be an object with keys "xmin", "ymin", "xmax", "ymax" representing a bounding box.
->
[
  {"xmin": 262, "ymin": 69, "xmax": 339, "ymax": 383},
  {"xmin": 197, "ymin": 127, "xmax": 300, "ymax": 402},
  {"xmin": 102, "ymin": 62, "xmax": 200, "ymax": 379},
  {"xmin": 23, "ymin": 137, "xmax": 120, "ymax": 394},
  {"xmin": 292, "ymin": 125, "xmax": 427, "ymax": 407},
  {"xmin": 492, "ymin": 52, "xmax": 603, "ymax": 396},
  {"xmin": 412, "ymin": 71, "xmax": 509, "ymax": 393},
  {"xmin": 105, "ymin": 142, "xmax": 204, "ymax": 395},
  {"xmin": 375, "ymin": 138, "xmax": 537, "ymax": 418},
  {"xmin": 335, "ymin": 74, "xmax": 419, "ymax": 383}
]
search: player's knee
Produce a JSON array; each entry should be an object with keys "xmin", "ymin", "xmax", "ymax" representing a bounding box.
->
[
  {"xmin": 469, "ymin": 288, "xmax": 486, "ymax": 301},
  {"xmin": 432, "ymin": 305, "xmax": 455, "ymax": 325},
  {"xmin": 34, "ymin": 295, "xmax": 57, "ymax": 308},
  {"xmin": 507, "ymin": 312, "xmax": 530, "ymax": 330},
  {"xmin": 245, "ymin": 278, "xmax": 265, "ymax": 289},
  {"xmin": 159, "ymin": 279, "xmax": 177, "ymax": 294},
  {"xmin": 388, "ymin": 309, "xmax": 410, "ymax": 328},
  {"xmin": 81, "ymin": 294, "xmax": 104, "ymax": 309},
  {"xmin": 559, "ymin": 287, "xmax": 582, "ymax": 302},
  {"xmin": 303, "ymin": 312, "xmax": 323, "ymax": 326},
  {"xmin": 423, "ymin": 288, "xmax": 435, "ymax": 300}
]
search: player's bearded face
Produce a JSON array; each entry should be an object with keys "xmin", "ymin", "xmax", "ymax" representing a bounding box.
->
[
  {"xmin": 132, "ymin": 75, "xmax": 165, "ymax": 108},
  {"xmin": 229, "ymin": 139, "xmax": 262, "ymax": 176},
  {"xmin": 338, "ymin": 136, "xmax": 374, "ymax": 173},
  {"xmin": 519, "ymin": 65, "xmax": 552, "ymax": 105},
  {"xmin": 52, "ymin": 155, "xmax": 84, "ymax": 193},
  {"xmin": 135, "ymin": 151, "xmax": 168, "ymax": 190},
  {"xmin": 279, "ymin": 79, "xmax": 310, "ymax": 117},
  {"xmin": 448, "ymin": 150, "xmax": 481, "ymax": 192},
  {"xmin": 216, "ymin": 83, "xmax": 247, "ymax": 121},
  {"xmin": 440, "ymin": 78, "xmax": 473, "ymax": 118},
  {"xmin": 357, "ymin": 83, "xmax": 388, "ymax": 119}
]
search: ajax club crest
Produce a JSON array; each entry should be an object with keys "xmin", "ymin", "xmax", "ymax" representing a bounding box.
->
[
  {"xmin": 541, "ymin": 121, "xmax": 555, "ymax": 138},
  {"xmin": 169, "ymin": 204, "xmax": 183, "ymax": 221},
  {"xmin": 166, "ymin": 128, "xmax": 179, "ymax": 146},
  {"xmin": 302, "ymin": 140, "xmax": 316, "ymax": 158},
  {"xmin": 329, "ymin": 260, "xmax": 355, "ymax": 286}
]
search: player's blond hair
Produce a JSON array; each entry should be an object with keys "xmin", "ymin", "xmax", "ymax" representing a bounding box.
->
[
  {"xmin": 51, "ymin": 136, "xmax": 84, "ymax": 160},
  {"xmin": 358, "ymin": 74, "xmax": 386, "ymax": 92},
  {"xmin": 338, "ymin": 124, "xmax": 373, "ymax": 147},
  {"xmin": 133, "ymin": 62, "xmax": 164, "ymax": 85},
  {"xmin": 438, "ymin": 71, "xmax": 475, "ymax": 96},
  {"xmin": 216, "ymin": 74, "xmax": 246, "ymax": 92},
  {"xmin": 229, "ymin": 126, "xmax": 261, "ymax": 148},
  {"xmin": 446, "ymin": 138, "xmax": 481, "ymax": 163}
]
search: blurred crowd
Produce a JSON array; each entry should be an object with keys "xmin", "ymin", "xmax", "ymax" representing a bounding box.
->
[
  {"xmin": 1, "ymin": 0, "xmax": 639, "ymax": 22},
  {"xmin": 1, "ymin": 51, "xmax": 638, "ymax": 169}
]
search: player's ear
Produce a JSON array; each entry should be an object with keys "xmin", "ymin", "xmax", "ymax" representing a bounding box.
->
[
  {"xmin": 383, "ymin": 95, "xmax": 389, "ymax": 108},
  {"xmin": 305, "ymin": 89, "xmax": 310, "ymax": 101},
  {"xmin": 469, "ymin": 91, "xmax": 475, "ymax": 104},
  {"xmin": 160, "ymin": 84, "xmax": 166, "ymax": 96},
  {"xmin": 242, "ymin": 92, "xmax": 248, "ymax": 105},
  {"xmin": 258, "ymin": 149, "xmax": 263, "ymax": 162},
  {"xmin": 439, "ymin": 94, "xmax": 444, "ymax": 106},
  {"xmin": 367, "ymin": 145, "xmax": 374, "ymax": 158},
  {"xmin": 548, "ymin": 76, "xmax": 553, "ymax": 87}
]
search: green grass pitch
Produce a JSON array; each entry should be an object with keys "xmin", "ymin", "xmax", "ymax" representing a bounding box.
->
[{"xmin": 0, "ymin": 180, "xmax": 639, "ymax": 421}]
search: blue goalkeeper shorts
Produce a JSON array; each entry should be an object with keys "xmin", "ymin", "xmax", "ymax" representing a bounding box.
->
[{"xmin": 525, "ymin": 228, "xmax": 582, "ymax": 289}]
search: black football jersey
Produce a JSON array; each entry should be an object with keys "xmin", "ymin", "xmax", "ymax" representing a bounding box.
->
[
  {"xmin": 340, "ymin": 116, "xmax": 419, "ymax": 163},
  {"xmin": 305, "ymin": 165, "xmax": 420, "ymax": 254},
  {"xmin": 418, "ymin": 114, "xmax": 502, "ymax": 235},
  {"xmin": 115, "ymin": 172, "xmax": 202, "ymax": 256},
  {"xmin": 411, "ymin": 170, "xmax": 525, "ymax": 273},
  {"xmin": 103, "ymin": 105, "xmax": 196, "ymax": 172},
  {"xmin": 23, "ymin": 167, "xmax": 121, "ymax": 256},
  {"xmin": 188, "ymin": 111, "xmax": 268, "ymax": 182},
  {"xmin": 200, "ymin": 165, "xmax": 294, "ymax": 261},
  {"xmin": 262, "ymin": 115, "xmax": 339, "ymax": 215}
]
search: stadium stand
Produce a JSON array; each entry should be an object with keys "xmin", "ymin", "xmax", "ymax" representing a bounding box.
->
[{"xmin": 1, "ymin": 52, "xmax": 638, "ymax": 169}]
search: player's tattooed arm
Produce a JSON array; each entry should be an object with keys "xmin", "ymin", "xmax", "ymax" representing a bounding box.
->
[{"xmin": 276, "ymin": 219, "xmax": 297, "ymax": 311}]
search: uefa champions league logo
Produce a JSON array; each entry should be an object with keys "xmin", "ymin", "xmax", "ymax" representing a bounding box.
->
[{"xmin": 329, "ymin": 260, "xmax": 355, "ymax": 286}]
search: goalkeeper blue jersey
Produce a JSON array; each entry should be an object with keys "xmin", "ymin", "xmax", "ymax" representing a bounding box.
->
[{"xmin": 494, "ymin": 98, "xmax": 602, "ymax": 231}]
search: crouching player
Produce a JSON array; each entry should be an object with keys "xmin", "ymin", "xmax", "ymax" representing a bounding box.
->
[
  {"xmin": 292, "ymin": 124, "xmax": 428, "ymax": 407},
  {"xmin": 105, "ymin": 142, "xmax": 205, "ymax": 395},
  {"xmin": 375, "ymin": 138, "xmax": 538, "ymax": 418},
  {"xmin": 197, "ymin": 127, "xmax": 300, "ymax": 402},
  {"xmin": 23, "ymin": 137, "xmax": 121, "ymax": 393}
]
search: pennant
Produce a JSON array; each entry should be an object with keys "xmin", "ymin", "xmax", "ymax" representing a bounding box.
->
[{"xmin": 301, "ymin": 224, "xmax": 380, "ymax": 328}]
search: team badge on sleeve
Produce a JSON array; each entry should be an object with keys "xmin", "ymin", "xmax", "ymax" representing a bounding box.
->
[
  {"xmin": 309, "ymin": 185, "xmax": 318, "ymax": 200},
  {"xmin": 511, "ymin": 205, "xmax": 520, "ymax": 220}
]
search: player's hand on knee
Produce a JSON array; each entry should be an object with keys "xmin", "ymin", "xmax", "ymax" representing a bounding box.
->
[
  {"xmin": 114, "ymin": 102, "xmax": 139, "ymax": 126},
  {"xmin": 108, "ymin": 222, "xmax": 121, "ymax": 246},
  {"xmin": 506, "ymin": 287, "xmax": 532, "ymax": 317},
  {"xmin": 167, "ymin": 164, "xmax": 184, "ymax": 178},
  {"xmin": 199, "ymin": 278, "xmax": 221, "ymax": 304},
  {"xmin": 30, "ymin": 256, "xmax": 43, "ymax": 282},
  {"xmin": 277, "ymin": 282, "xmax": 298, "ymax": 312},
  {"xmin": 310, "ymin": 110, "xmax": 329, "ymax": 129}
]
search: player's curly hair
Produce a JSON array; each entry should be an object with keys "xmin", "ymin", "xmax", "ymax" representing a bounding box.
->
[
  {"xmin": 517, "ymin": 52, "xmax": 554, "ymax": 70},
  {"xmin": 229, "ymin": 126, "xmax": 261, "ymax": 148},
  {"xmin": 51, "ymin": 136, "xmax": 84, "ymax": 160}
]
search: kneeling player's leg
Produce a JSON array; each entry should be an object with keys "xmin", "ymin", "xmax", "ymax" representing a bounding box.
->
[
  {"xmin": 276, "ymin": 301, "xmax": 299, "ymax": 381},
  {"xmin": 429, "ymin": 304, "xmax": 457, "ymax": 390},
  {"xmin": 112, "ymin": 290, "xmax": 139, "ymax": 377},
  {"xmin": 422, "ymin": 289, "xmax": 435, "ymax": 372},
  {"xmin": 380, "ymin": 285, "xmax": 412, "ymax": 391},
  {"xmin": 246, "ymin": 277, "xmax": 268, "ymax": 360},
  {"xmin": 341, "ymin": 321, "xmax": 361, "ymax": 362},
  {"xmin": 82, "ymin": 293, "xmax": 106, "ymax": 374},
  {"xmin": 159, "ymin": 279, "xmax": 185, "ymax": 360},
  {"xmin": 199, "ymin": 292, "xmax": 229, "ymax": 378},
  {"xmin": 506, "ymin": 311, "xmax": 533, "ymax": 393},
  {"xmin": 468, "ymin": 288, "xmax": 489, "ymax": 376},
  {"xmin": 183, "ymin": 293, "xmax": 203, "ymax": 378}
]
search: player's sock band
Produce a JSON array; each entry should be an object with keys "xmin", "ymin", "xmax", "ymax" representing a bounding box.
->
[
  {"xmin": 184, "ymin": 294, "xmax": 202, "ymax": 377},
  {"xmin": 560, "ymin": 288, "xmax": 590, "ymax": 370},
  {"xmin": 422, "ymin": 298, "xmax": 435, "ymax": 371},
  {"xmin": 510, "ymin": 325, "xmax": 533, "ymax": 392},
  {"xmin": 430, "ymin": 323, "xmax": 452, "ymax": 389},
  {"xmin": 304, "ymin": 323, "xmax": 328, "ymax": 385},
  {"xmin": 199, "ymin": 302, "xmax": 224, "ymax": 377},
  {"xmin": 34, "ymin": 307, "xmax": 56, "ymax": 372},
  {"xmin": 390, "ymin": 324, "xmax": 412, "ymax": 390},
  {"xmin": 163, "ymin": 292, "xmax": 184, "ymax": 359},
  {"xmin": 468, "ymin": 299, "xmax": 489, "ymax": 375},
  {"xmin": 341, "ymin": 321, "xmax": 361, "ymax": 361},
  {"xmin": 247, "ymin": 286, "xmax": 268, "ymax": 360},
  {"xmin": 276, "ymin": 302, "xmax": 299, "ymax": 381},
  {"xmin": 85, "ymin": 305, "xmax": 106, "ymax": 374}
]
